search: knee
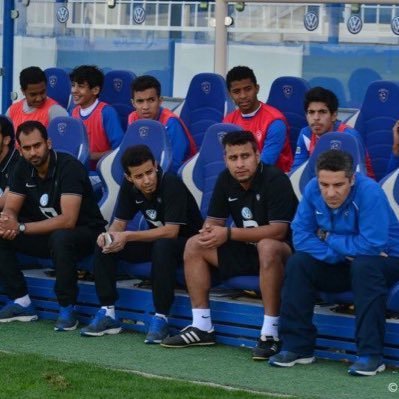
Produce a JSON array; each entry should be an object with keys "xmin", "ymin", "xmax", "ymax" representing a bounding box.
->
[
  {"xmin": 183, "ymin": 235, "xmax": 202, "ymax": 262},
  {"xmin": 257, "ymin": 239, "xmax": 287, "ymax": 271}
]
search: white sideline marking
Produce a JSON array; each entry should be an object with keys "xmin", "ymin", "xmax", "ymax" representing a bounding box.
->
[{"xmin": 111, "ymin": 367, "xmax": 295, "ymax": 398}]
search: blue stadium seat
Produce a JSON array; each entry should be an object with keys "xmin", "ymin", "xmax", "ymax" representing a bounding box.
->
[
  {"xmin": 348, "ymin": 67, "xmax": 382, "ymax": 109},
  {"xmin": 44, "ymin": 67, "xmax": 71, "ymax": 110},
  {"xmin": 354, "ymin": 80, "xmax": 399, "ymax": 181},
  {"xmin": 266, "ymin": 76, "xmax": 311, "ymax": 153},
  {"xmin": 97, "ymin": 119, "xmax": 173, "ymax": 278},
  {"xmin": 179, "ymin": 73, "xmax": 235, "ymax": 149},
  {"xmin": 97, "ymin": 119, "xmax": 172, "ymax": 224},
  {"xmin": 224, "ymin": 132, "xmax": 367, "ymax": 292},
  {"xmin": 289, "ymin": 131, "xmax": 367, "ymax": 201},
  {"xmin": 47, "ymin": 116, "xmax": 89, "ymax": 166},
  {"xmin": 309, "ymin": 76, "xmax": 349, "ymax": 108},
  {"xmin": 179, "ymin": 122, "xmax": 240, "ymax": 216},
  {"xmin": 99, "ymin": 69, "xmax": 137, "ymax": 131}
]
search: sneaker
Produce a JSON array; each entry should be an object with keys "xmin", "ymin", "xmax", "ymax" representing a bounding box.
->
[
  {"xmin": 144, "ymin": 315, "xmax": 169, "ymax": 344},
  {"xmin": 269, "ymin": 350, "xmax": 315, "ymax": 367},
  {"xmin": 348, "ymin": 356, "xmax": 386, "ymax": 376},
  {"xmin": 80, "ymin": 309, "xmax": 122, "ymax": 337},
  {"xmin": 54, "ymin": 305, "xmax": 78, "ymax": 331},
  {"xmin": 0, "ymin": 301, "xmax": 38, "ymax": 322},
  {"xmin": 252, "ymin": 335, "xmax": 281, "ymax": 360},
  {"xmin": 161, "ymin": 325, "xmax": 216, "ymax": 348}
]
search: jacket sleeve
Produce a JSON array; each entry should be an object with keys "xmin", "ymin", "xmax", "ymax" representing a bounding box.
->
[
  {"xmin": 292, "ymin": 128, "xmax": 309, "ymax": 170},
  {"xmin": 260, "ymin": 120, "xmax": 286, "ymax": 165},
  {"xmin": 326, "ymin": 187, "xmax": 390, "ymax": 256},
  {"xmin": 292, "ymin": 185, "xmax": 345, "ymax": 263}
]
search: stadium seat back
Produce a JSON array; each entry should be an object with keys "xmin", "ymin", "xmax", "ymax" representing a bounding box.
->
[
  {"xmin": 97, "ymin": 119, "xmax": 172, "ymax": 224},
  {"xmin": 266, "ymin": 76, "xmax": 311, "ymax": 153},
  {"xmin": 289, "ymin": 132, "xmax": 367, "ymax": 201},
  {"xmin": 180, "ymin": 123, "xmax": 240, "ymax": 216},
  {"xmin": 44, "ymin": 67, "xmax": 71, "ymax": 110},
  {"xmin": 179, "ymin": 73, "xmax": 235, "ymax": 148},
  {"xmin": 47, "ymin": 116, "xmax": 89, "ymax": 166},
  {"xmin": 309, "ymin": 76, "xmax": 349, "ymax": 108},
  {"xmin": 354, "ymin": 80, "xmax": 399, "ymax": 181},
  {"xmin": 99, "ymin": 70, "xmax": 136, "ymax": 131}
]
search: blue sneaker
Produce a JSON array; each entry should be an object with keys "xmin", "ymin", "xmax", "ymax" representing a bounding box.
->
[
  {"xmin": 54, "ymin": 305, "xmax": 78, "ymax": 331},
  {"xmin": 145, "ymin": 315, "xmax": 169, "ymax": 344},
  {"xmin": 0, "ymin": 301, "xmax": 38, "ymax": 322},
  {"xmin": 348, "ymin": 356, "xmax": 386, "ymax": 376},
  {"xmin": 269, "ymin": 350, "xmax": 315, "ymax": 367},
  {"xmin": 80, "ymin": 309, "xmax": 122, "ymax": 337}
]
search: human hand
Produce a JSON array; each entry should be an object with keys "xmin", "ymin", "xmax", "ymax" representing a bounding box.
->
[
  {"xmin": 101, "ymin": 231, "xmax": 126, "ymax": 253},
  {"xmin": 198, "ymin": 225, "xmax": 228, "ymax": 249}
]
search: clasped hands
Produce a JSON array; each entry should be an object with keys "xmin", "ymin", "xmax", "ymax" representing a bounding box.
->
[
  {"xmin": 97, "ymin": 231, "xmax": 127, "ymax": 254},
  {"xmin": 0, "ymin": 212, "xmax": 18, "ymax": 240},
  {"xmin": 197, "ymin": 224, "xmax": 228, "ymax": 249}
]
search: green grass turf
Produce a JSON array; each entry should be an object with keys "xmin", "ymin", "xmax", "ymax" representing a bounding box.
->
[
  {"xmin": 0, "ymin": 320, "xmax": 397, "ymax": 399},
  {"xmin": 0, "ymin": 352, "xmax": 288, "ymax": 399}
]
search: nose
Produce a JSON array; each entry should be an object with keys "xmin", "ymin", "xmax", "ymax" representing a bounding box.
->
[
  {"xmin": 326, "ymin": 186, "xmax": 335, "ymax": 198},
  {"xmin": 143, "ymin": 174, "xmax": 151, "ymax": 184}
]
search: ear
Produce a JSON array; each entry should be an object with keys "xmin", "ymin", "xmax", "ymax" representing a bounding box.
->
[
  {"xmin": 331, "ymin": 111, "xmax": 338, "ymax": 123},
  {"xmin": 350, "ymin": 175, "xmax": 355, "ymax": 186},
  {"xmin": 154, "ymin": 160, "xmax": 158, "ymax": 172},
  {"xmin": 255, "ymin": 84, "xmax": 260, "ymax": 95},
  {"xmin": 92, "ymin": 86, "xmax": 101, "ymax": 97},
  {"xmin": 124, "ymin": 172, "xmax": 133, "ymax": 183},
  {"xmin": 47, "ymin": 138, "xmax": 52, "ymax": 149},
  {"xmin": 2, "ymin": 136, "xmax": 11, "ymax": 147}
]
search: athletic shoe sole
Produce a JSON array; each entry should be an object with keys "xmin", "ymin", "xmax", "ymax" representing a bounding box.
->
[
  {"xmin": 270, "ymin": 356, "xmax": 315, "ymax": 367},
  {"xmin": 80, "ymin": 327, "xmax": 122, "ymax": 337},
  {"xmin": 54, "ymin": 320, "xmax": 79, "ymax": 332},
  {"xmin": 252, "ymin": 355, "xmax": 269, "ymax": 361},
  {"xmin": 0, "ymin": 315, "xmax": 38, "ymax": 323},
  {"xmin": 161, "ymin": 341, "xmax": 216, "ymax": 348},
  {"xmin": 348, "ymin": 364, "xmax": 386, "ymax": 376},
  {"xmin": 144, "ymin": 336, "xmax": 169, "ymax": 344}
]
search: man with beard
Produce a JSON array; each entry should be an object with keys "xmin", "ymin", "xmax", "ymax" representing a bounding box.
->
[{"xmin": 0, "ymin": 120, "xmax": 106, "ymax": 331}]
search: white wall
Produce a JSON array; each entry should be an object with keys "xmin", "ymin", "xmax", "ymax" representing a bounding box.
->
[{"xmin": 173, "ymin": 42, "xmax": 304, "ymax": 100}]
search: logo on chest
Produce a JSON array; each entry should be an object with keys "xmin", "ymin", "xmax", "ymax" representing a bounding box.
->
[
  {"xmin": 146, "ymin": 209, "xmax": 157, "ymax": 220},
  {"xmin": 241, "ymin": 207, "xmax": 253, "ymax": 219},
  {"xmin": 40, "ymin": 194, "xmax": 49, "ymax": 207}
]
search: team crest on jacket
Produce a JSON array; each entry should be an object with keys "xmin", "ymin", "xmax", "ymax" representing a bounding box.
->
[
  {"xmin": 40, "ymin": 194, "xmax": 49, "ymax": 207},
  {"xmin": 146, "ymin": 209, "xmax": 157, "ymax": 220},
  {"xmin": 241, "ymin": 207, "xmax": 253, "ymax": 219}
]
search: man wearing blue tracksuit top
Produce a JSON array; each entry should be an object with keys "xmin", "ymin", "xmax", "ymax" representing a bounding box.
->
[{"xmin": 269, "ymin": 149, "xmax": 399, "ymax": 376}]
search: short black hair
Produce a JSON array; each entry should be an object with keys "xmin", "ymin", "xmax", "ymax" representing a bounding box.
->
[
  {"xmin": 131, "ymin": 75, "xmax": 161, "ymax": 98},
  {"xmin": 20, "ymin": 66, "xmax": 47, "ymax": 90},
  {"xmin": 121, "ymin": 145, "xmax": 155, "ymax": 174},
  {"xmin": 70, "ymin": 65, "xmax": 104, "ymax": 92},
  {"xmin": 226, "ymin": 66, "xmax": 257, "ymax": 91},
  {"xmin": 316, "ymin": 150, "xmax": 354, "ymax": 178},
  {"xmin": 305, "ymin": 86, "xmax": 339, "ymax": 114},
  {"xmin": 16, "ymin": 120, "xmax": 48, "ymax": 145},
  {"xmin": 0, "ymin": 116, "xmax": 15, "ymax": 147},
  {"xmin": 222, "ymin": 130, "xmax": 258, "ymax": 152}
]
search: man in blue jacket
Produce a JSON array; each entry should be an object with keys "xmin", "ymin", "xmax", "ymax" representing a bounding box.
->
[{"xmin": 269, "ymin": 149, "xmax": 399, "ymax": 376}]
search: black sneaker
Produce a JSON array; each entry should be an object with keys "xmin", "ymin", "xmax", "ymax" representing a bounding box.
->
[
  {"xmin": 252, "ymin": 335, "xmax": 281, "ymax": 360},
  {"xmin": 161, "ymin": 326, "xmax": 216, "ymax": 348}
]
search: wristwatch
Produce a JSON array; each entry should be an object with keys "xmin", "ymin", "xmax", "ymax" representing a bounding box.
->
[
  {"xmin": 317, "ymin": 229, "xmax": 328, "ymax": 241},
  {"xmin": 18, "ymin": 223, "xmax": 26, "ymax": 234}
]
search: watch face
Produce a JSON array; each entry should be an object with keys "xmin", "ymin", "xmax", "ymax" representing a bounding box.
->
[{"xmin": 19, "ymin": 223, "xmax": 26, "ymax": 233}]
